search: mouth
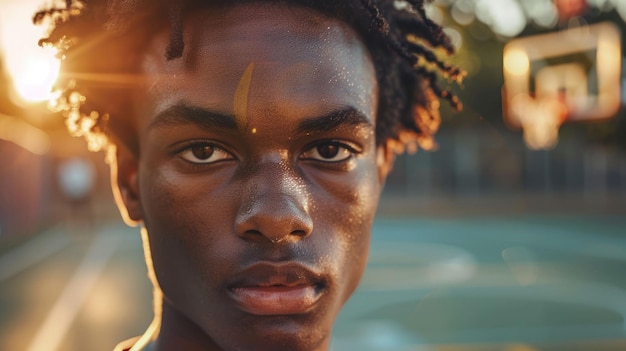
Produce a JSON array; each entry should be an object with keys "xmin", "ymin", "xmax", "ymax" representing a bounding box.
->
[{"xmin": 227, "ymin": 262, "xmax": 326, "ymax": 316}]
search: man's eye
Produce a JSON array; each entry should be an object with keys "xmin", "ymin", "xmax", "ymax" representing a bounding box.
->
[
  {"xmin": 179, "ymin": 143, "xmax": 233, "ymax": 164},
  {"xmin": 301, "ymin": 142, "xmax": 354, "ymax": 162}
]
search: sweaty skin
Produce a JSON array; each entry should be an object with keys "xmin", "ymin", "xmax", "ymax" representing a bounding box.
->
[{"xmin": 114, "ymin": 3, "xmax": 391, "ymax": 351}]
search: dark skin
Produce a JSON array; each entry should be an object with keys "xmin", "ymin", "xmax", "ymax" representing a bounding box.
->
[{"xmin": 114, "ymin": 3, "xmax": 393, "ymax": 351}]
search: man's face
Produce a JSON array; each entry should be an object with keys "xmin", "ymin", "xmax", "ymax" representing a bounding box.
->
[{"xmin": 118, "ymin": 3, "xmax": 387, "ymax": 350}]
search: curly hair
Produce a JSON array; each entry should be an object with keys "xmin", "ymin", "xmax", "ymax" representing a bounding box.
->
[{"xmin": 34, "ymin": 0, "xmax": 464, "ymax": 154}]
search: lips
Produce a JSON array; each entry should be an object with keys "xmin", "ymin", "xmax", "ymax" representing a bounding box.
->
[{"xmin": 227, "ymin": 262, "xmax": 325, "ymax": 316}]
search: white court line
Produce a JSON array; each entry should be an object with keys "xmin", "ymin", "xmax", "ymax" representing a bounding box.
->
[
  {"xmin": 26, "ymin": 228, "xmax": 123, "ymax": 351},
  {"xmin": 0, "ymin": 227, "xmax": 72, "ymax": 282}
]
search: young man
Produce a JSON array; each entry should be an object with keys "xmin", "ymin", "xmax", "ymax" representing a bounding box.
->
[{"xmin": 35, "ymin": 1, "xmax": 462, "ymax": 350}]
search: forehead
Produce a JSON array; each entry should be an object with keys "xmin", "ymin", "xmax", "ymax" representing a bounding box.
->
[{"xmin": 137, "ymin": 2, "xmax": 377, "ymax": 123}]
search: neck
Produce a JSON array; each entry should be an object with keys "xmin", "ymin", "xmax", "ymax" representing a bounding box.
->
[{"xmin": 150, "ymin": 301, "xmax": 222, "ymax": 351}]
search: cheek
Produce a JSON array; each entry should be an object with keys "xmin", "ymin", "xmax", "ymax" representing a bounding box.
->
[
  {"xmin": 137, "ymin": 162, "xmax": 237, "ymax": 290},
  {"xmin": 310, "ymin": 158, "xmax": 381, "ymax": 298},
  {"xmin": 140, "ymin": 159, "xmax": 234, "ymax": 233},
  {"xmin": 310, "ymin": 157, "xmax": 382, "ymax": 227},
  {"xmin": 140, "ymin": 166, "xmax": 208, "ymax": 236},
  {"xmin": 316, "ymin": 205, "xmax": 373, "ymax": 307}
]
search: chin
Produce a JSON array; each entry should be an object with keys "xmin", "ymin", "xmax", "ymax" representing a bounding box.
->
[{"xmin": 219, "ymin": 313, "xmax": 330, "ymax": 351}]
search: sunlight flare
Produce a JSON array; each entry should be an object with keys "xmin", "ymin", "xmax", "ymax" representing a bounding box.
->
[{"xmin": 0, "ymin": 0, "xmax": 61, "ymax": 104}]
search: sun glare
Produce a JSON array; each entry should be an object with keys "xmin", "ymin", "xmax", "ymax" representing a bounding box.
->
[
  {"xmin": 13, "ymin": 47, "xmax": 61, "ymax": 103},
  {"xmin": 0, "ymin": 0, "xmax": 61, "ymax": 104}
]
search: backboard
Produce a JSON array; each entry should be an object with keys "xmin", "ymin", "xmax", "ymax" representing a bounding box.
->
[{"xmin": 502, "ymin": 22, "xmax": 622, "ymax": 149}]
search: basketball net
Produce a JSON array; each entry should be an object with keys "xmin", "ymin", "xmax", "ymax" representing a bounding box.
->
[{"xmin": 512, "ymin": 94, "xmax": 567, "ymax": 150}]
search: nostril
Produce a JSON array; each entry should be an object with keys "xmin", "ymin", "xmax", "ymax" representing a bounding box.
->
[
  {"xmin": 241, "ymin": 229, "xmax": 309, "ymax": 243},
  {"xmin": 291, "ymin": 230, "xmax": 308, "ymax": 237},
  {"xmin": 243, "ymin": 229, "xmax": 264, "ymax": 238}
]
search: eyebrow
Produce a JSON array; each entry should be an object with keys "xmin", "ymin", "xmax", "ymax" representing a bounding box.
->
[
  {"xmin": 148, "ymin": 104, "xmax": 238, "ymax": 131},
  {"xmin": 148, "ymin": 103, "xmax": 372, "ymax": 134},
  {"xmin": 296, "ymin": 108, "xmax": 373, "ymax": 135}
]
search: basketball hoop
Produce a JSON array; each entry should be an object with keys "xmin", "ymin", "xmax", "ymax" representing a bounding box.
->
[{"xmin": 502, "ymin": 22, "xmax": 622, "ymax": 150}]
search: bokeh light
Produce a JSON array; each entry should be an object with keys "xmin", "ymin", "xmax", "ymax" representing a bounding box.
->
[
  {"xmin": 503, "ymin": 48, "xmax": 529, "ymax": 76},
  {"xmin": 615, "ymin": 0, "xmax": 626, "ymax": 22},
  {"xmin": 435, "ymin": 0, "xmax": 626, "ymax": 36},
  {"xmin": 477, "ymin": 0, "xmax": 527, "ymax": 37}
]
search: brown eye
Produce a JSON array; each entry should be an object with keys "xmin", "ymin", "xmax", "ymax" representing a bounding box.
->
[
  {"xmin": 191, "ymin": 145, "xmax": 214, "ymax": 160},
  {"xmin": 179, "ymin": 143, "xmax": 233, "ymax": 164},
  {"xmin": 301, "ymin": 141, "xmax": 353, "ymax": 162},
  {"xmin": 317, "ymin": 144, "xmax": 339, "ymax": 159}
]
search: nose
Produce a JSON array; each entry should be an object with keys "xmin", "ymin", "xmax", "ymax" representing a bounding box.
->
[{"xmin": 235, "ymin": 161, "xmax": 313, "ymax": 243}]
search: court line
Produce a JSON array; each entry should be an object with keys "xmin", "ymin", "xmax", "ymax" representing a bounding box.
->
[
  {"xmin": 26, "ymin": 227, "xmax": 123, "ymax": 351},
  {"xmin": 0, "ymin": 227, "xmax": 72, "ymax": 282}
]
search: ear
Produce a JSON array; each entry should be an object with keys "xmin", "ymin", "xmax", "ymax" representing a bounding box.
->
[
  {"xmin": 109, "ymin": 144, "xmax": 143, "ymax": 226},
  {"xmin": 376, "ymin": 142, "xmax": 396, "ymax": 183}
]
